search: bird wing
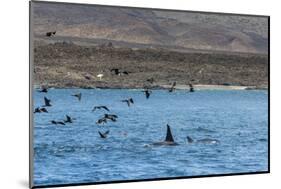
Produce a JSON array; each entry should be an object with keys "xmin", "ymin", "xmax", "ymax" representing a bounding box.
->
[
  {"xmin": 121, "ymin": 100, "xmax": 130, "ymax": 106},
  {"xmin": 126, "ymin": 101, "xmax": 130, "ymax": 106},
  {"xmin": 147, "ymin": 93, "xmax": 150, "ymax": 98},
  {"xmin": 98, "ymin": 131, "xmax": 106, "ymax": 138},
  {"xmin": 104, "ymin": 130, "xmax": 110, "ymax": 135},
  {"xmin": 129, "ymin": 98, "xmax": 134, "ymax": 104},
  {"xmin": 102, "ymin": 106, "xmax": 110, "ymax": 111},
  {"xmin": 44, "ymin": 97, "xmax": 51, "ymax": 105},
  {"xmin": 72, "ymin": 93, "xmax": 82, "ymax": 101},
  {"xmin": 77, "ymin": 93, "xmax": 82, "ymax": 101},
  {"xmin": 66, "ymin": 115, "xmax": 71, "ymax": 121}
]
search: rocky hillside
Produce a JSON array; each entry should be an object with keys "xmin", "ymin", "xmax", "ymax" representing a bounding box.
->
[
  {"xmin": 33, "ymin": 41, "xmax": 268, "ymax": 89},
  {"xmin": 32, "ymin": 2, "xmax": 268, "ymax": 54}
]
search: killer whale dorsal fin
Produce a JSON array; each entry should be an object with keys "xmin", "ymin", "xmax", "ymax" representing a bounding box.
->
[{"xmin": 165, "ymin": 124, "xmax": 175, "ymax": 142}]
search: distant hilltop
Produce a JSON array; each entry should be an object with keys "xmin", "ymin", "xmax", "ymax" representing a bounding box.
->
[{"xmin": 33, "ymin": 2, "xmax": 268, "ymax": 54}]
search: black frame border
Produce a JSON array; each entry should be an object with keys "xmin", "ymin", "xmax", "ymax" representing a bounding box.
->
[{"xmin": 29, "ymin": 1, "xmax": 270, "ymax": 188}]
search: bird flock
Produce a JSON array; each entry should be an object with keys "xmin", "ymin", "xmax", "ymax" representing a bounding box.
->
[
  {"xmin": 40, "ymin": 30, "xmax": 218, "ymax": 144},
  {"xmin": 34, "ymin": 79, "xmax": 195, "ymax": 140}
]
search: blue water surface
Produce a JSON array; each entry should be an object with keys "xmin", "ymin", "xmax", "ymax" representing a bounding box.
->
[{"xmin": 33, "ymin": 89, "xmax": 268, "ymax": 186}]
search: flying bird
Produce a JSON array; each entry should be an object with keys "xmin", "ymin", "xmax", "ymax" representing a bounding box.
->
[
  {"xmin": 34, "ymin": 107, "xmax": 41, "ymax": 113},
  {"xmin": 37, "ymin": 87, "xmax": 48, "ymax": 93},
  {"xmin": 72, "ymin": 92, "xmax": 82, "ymax": 101},
  {"xmin": 121, "ymin": 98, "xmax": 134, "ymax": 107},
  {"xmin": 98, "ymin": 130, "xmax": 110, "ymax": 138},
  {"xmin": 96, "ymin": 117, "xmax": 107, "ymax": 125},
  {"xmin": 111, "ymin": 68, "xmax": 129, "ymax": 76},
  {"xmin": 168, "ymin": 82, "xmax": 176, "ymax": 92},
  {"xmin": 96, "ymin": 114, "xmax": 118, "ymax": 125},
  {"xmin": 43, "ymin": 97, "xmax": 52, "ymax": 107},
  {"xmin": 92, "ymin": 106, "xmax": 110, "ymax": 112},
  {"xmin": 64, "ymin": 115, "xmax": 74, "ymax": 123},
  {"xmin": 46, "ymin": 31, "xmax": 56, "ymax": 37},
  {"xmin": 34, "ymin": 107, "xmax": 48, "ymax": 113},
  {"xmin": 104, "ymin": 114, "xmax": 118, "ymax": 122},
  {"xmin": 142, "ymin": 89, "xmax": 152, "ymax": 99},
  {"xmin": 110, "ymin": 68, "xmax": 120, "ymax": 75},
  {"xmin": 189, "ymin": 83, "xmax": 194, "ymax": 92},
  {"xmin": 104, "ymin": 114, "xmax": 118, "ymax": 119}
]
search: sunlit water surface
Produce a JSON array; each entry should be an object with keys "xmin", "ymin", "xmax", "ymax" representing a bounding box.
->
[{"xmin": 33, "ymin": 89, "xmax": 268, "ymax": 186}]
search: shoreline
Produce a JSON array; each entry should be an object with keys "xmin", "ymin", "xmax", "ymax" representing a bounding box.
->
[
  {"xmin": 34, "ymin": 42, "xmax": 268, "ymax": 92},
  {"xmin": 33, "ymin": 84, "xmax": 268, "ymax": 91}
]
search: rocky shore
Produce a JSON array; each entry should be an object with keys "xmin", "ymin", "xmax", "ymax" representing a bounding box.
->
[{"xmin": 33, "ymin": 41, "xmax": 268, "ymax": 90}]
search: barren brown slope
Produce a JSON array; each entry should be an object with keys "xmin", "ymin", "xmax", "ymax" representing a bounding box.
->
[{"xmin": 33, "ymin": 41, "xmax": 268, "ymax": 89}]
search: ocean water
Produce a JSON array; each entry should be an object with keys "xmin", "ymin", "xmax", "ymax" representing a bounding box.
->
[{"xmin": 33, "ymin": 89, "xmax": 268, "ymax": 186}]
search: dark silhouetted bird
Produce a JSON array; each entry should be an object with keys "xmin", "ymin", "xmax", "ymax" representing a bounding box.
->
[
  {"xmin": 34, "ymin": 107, "xmax": 40, "ymax": 113},
  {"xmin": 43, "ymin": 97, "xmax": 52, "ymax": 107},
  {"xmin": 92, "ymin": 106, "xmax": 110, "ymax": 112},
  {"xmin": 98, "ymin": 130, "xmax": 110, "ymax": 138},
  {"xmin": 189, "ymin": 83, "xmax": 194, "ymax": 92},
  {"xmin": 96, "ymin": 117, "xmax": 107, "ymax": 125},
  {"xmin": 121, "ymin": 98, "xmax": 134, "ymax": 107},
  {"xmin": 111, "ymin": 68, "xmax": 129, "ymax": 76},
  {"xmin": 110, "ymin": 68, "xmax": 119, "ymax": 75},
  {"xmin": 34, "ymin": 107, "xmax": 48, "ymax": 113},
  {"xmin": 72, "ymin": 92, "xmax": 82, "ymax": 101},
  {"xmin": 142, "ymin": 89, "xmax": 152, "ymax": 99},
  {"xmin": 46, "ymin": 31, "xmax": 56, "ymax": 37},
  {"xmin": 64, "ymin": 115, "xmax": 73, "ymax": 123},
  {"xmin": 104, "ymin": 114, "xmax": 118, "ymax": 122},
  {"xmin": 104, "ymin": 114, "xmax": 118, "ymax": 119},
  {"xmin": 37, "ymin": 87, "xmax": 48, "ymax": 93}
]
